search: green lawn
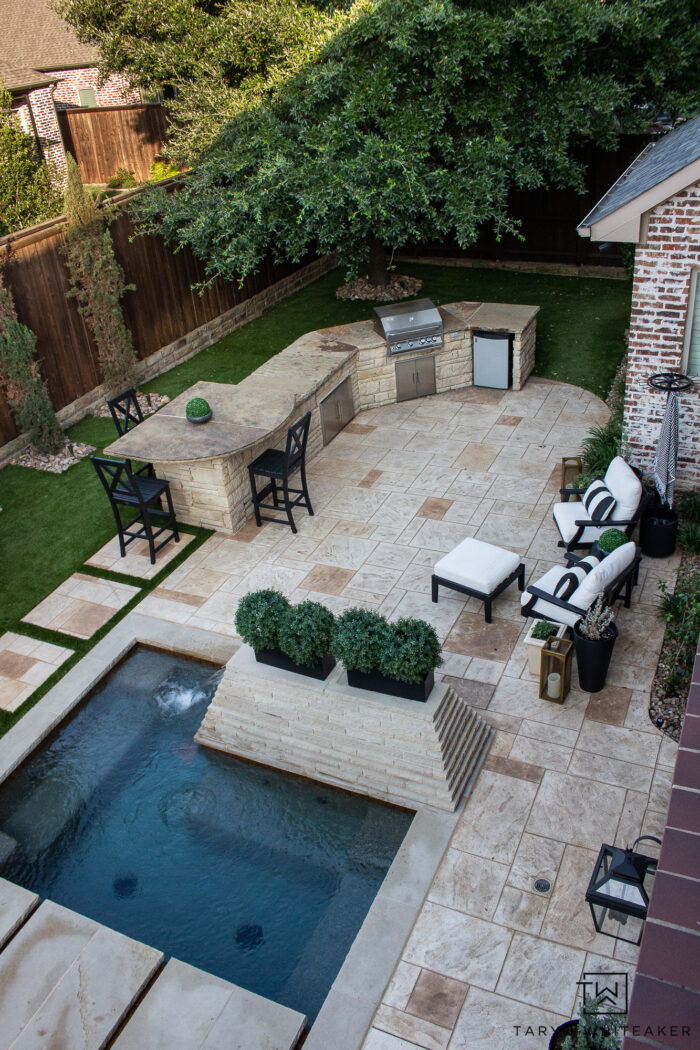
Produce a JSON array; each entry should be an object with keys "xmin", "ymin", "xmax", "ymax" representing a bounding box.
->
[{"xmin": 0, "ymin": 263, "xmax": 631, "ymax": 627}]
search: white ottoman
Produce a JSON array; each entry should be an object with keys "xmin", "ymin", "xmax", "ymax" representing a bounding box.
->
[{"xmin": 432, "ymin": 537, "xmax": 525, "ymax": 623}]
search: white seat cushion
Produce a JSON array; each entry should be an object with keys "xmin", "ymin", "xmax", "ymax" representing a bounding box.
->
[
  {"xmin": 569, "ymin": 541, "xmax": 636, "ymax": 610},
  {"xmin": 520, "ymin": 566, "xmax": 585, "ymax": 627},
  {"xmin": 434, "ymin": 537, "xmax": 520, "ymax": 594},
  {"xmin": 553, "ymin": 500, "xmax": 635, "ymax": 545},
  {"xmin": 603, "ymin": 457, "xmax": 642, "ymax": 520}
]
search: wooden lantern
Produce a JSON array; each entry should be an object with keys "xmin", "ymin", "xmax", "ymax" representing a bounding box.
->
[
  {"xmin": 560, "ymin": 456, "xmax": 583, "ymax": 501},
  {"xmin": 539, "ymin": 636, "xmax": 573, "ymax": 704}
]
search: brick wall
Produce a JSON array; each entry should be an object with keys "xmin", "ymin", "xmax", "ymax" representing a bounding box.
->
[
  {"xmin": 19, "ymin": 87, "xmax": 67, "ymax": 178},
  {"xmin": 50, "ymin": 68, "xmax": 139, "ymax": 109},
  {"xmin": 624, "ymin": 183, "xmax": 700, "ymax": 490}
]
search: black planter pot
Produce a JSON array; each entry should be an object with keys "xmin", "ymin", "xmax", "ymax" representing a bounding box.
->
[
  {"xmin": 187, "ymin": 410, "xmax": 213, "ymax": 424},
  {"xmin": 549, "ymin": 1020, "xmax": 578, "ymax": 1050},
  {"xmin": 573, "ymin": 622, "xmax": 618, "ymax": 693},
  {"xmin": 255, "ymin": 648, "xmax": 335, "ymax": 680},
  {"xmin": 640, "ymin": 506, "xmax": 678, "ymax": 558},
  {"xmin": 346, "ymin": 667, "xmax": 434, "ymax": 702}
]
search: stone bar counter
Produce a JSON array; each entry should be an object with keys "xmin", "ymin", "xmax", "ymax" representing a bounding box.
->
[{"xmin": 105, "ymin": 300, "xmax": 538, "ymax": 533}]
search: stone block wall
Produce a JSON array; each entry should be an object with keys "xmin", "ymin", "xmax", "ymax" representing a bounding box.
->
[
  {"xmin": 513, "ymin": 318, "xmax": 537, "ymax": 390},
  {"xmin": 624, "ymin": 182, "xmax": 700, "ymax": 490},
  {"xmin": 50, "ymin": 69, "xmax": 139, "ymax": 110}
]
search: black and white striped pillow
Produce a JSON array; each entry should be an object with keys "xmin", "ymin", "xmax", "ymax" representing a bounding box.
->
[
  {"xmin": 583, "ymin": 480, "xmax": 616, "ymax": 523},
  {"xmin": 553, "ymin": 555, "xmax": 601, "ymax": 601}
]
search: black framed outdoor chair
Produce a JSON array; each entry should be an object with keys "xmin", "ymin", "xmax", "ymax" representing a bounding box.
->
[
  {"xmin": 248, "ymin": 411, "xmax": 313, "ymax": 534},
  {"xmin": 92, "ymin": 456, "xmax": 179, "ymax": 564},
  {"xmin": 106, "ymin": 387, "xmax": 154, "ymax": 478},
  {"xmin": 553, "ymin": 456, "xmax": 648, "ymax": 552},
  {"xmin": 521, "ymin": 541, "xmax": 641, "ymax": 627}
]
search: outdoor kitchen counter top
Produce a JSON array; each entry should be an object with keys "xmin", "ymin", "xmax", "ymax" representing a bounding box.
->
[
  {"xmin": 104, "ymin": 300, "xmax": 538, "ymax": 464},
  {"xmin": 104, "ymin": 336, "xmax": 356, "ymax": 463}
]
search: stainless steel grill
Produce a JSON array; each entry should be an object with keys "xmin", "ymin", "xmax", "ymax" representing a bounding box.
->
[{"xmin": 373, "ymin": 298, "xmax": 443, "ymax": 354}]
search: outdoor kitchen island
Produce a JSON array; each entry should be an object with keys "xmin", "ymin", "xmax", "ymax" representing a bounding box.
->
[{"xmin": 105, "ymin": 300, "xmax": 538, "ymax": 533}]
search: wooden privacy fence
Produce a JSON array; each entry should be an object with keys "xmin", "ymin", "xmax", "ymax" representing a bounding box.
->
[
  {"xmin": 0, "ymin": 195, "xmax": 303, "ymax": 446},
  {"xmin": 57, "ymin": 104, "xmax": 169, "ymax": 183}
]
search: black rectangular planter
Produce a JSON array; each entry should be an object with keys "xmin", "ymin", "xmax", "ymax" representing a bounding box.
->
[
  {"xmin": 346, "ymin": 667, "xmax": 434, "ymax": 702},
  {"xmin": 255, "ymin": 648, "xmax": 336, "ymax": 681}
]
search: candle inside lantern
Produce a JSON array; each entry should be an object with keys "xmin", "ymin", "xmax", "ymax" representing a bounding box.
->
[{"xmin": 547, "ymin": 672, "xmax": 561, "ymax": 700}]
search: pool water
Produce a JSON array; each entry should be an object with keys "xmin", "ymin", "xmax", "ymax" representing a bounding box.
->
[{"xmin": 0, "ymin": 647, "xmax": 412, "ymax": 1021}]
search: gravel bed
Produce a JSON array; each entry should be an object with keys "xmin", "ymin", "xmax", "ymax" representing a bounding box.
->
[{"xmin": 335, "ymin": 274, "xmax": 423, "ymax": 301}]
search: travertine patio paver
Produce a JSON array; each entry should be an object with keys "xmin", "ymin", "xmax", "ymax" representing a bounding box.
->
[
  {"xmin": 0, "ymin": 633, "xmax": 73, "ymax": 712},
  {"xmin": 22, "ymin": 573, "xmax": 140, "ymax": 638},
  {"xmin": 85, "ymin": 531, "xmax": 194, "ymax": 578}
]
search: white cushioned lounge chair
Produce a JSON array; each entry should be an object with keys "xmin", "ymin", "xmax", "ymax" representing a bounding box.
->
[
  {"xmin": 553, "ymin": 457, "xmax": 648, "ymax": 552},
  {"xmin": 521, "ymin": 541, "xmax": 641, "ymax": 627}
]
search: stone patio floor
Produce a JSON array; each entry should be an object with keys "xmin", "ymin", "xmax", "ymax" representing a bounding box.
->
[{"xmin": 1, "ymin": 378, "xmax": 679, "ymax": 1049}]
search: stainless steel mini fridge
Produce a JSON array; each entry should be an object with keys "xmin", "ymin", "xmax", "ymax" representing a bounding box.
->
[{"xmin": 473, "ymin": 330, "xmax": 513, "ymax": 389}]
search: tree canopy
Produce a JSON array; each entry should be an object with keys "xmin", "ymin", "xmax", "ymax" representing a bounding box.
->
[
  {"xmin": 131, "ymin": 0, "xmax": 700, "ymax": 283},
  {"xmin": 0, "ymin": 84, "xmax": 62, "ymax": 237},
  {"xmin": 58, "ymin": 0, "xmax": 350, "ymax": 161}
]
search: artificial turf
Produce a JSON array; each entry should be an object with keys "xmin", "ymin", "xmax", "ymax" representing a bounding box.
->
[{"xmin": 0, "ymin": 262, "xmax": 631, "ymax": 628}]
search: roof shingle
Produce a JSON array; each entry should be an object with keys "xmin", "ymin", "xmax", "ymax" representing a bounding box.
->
[{"xmin": 0, "ymin": 0, "xmax": 97, "ymax": 74}]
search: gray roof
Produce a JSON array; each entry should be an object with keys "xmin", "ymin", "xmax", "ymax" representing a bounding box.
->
[
  {"xmin": 0, "ymin": 0, "xmax": 97, "ymax": 73},
  {"xmin": 580, "ymin": 112, "xmax": 700, "ymax": 228}
]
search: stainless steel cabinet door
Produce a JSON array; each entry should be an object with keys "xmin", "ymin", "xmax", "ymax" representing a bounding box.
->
[
  {"xmin": 320, "ymin": 376, "xmax": 355, "ymax": 444},
  {"xmin": 396, "ymin": 355, "xmax": 436, "ymax": 402}
]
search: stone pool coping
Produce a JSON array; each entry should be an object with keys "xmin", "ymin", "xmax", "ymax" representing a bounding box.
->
[{"xmin": 0, "ymin": 612, "xmax": 460, "ymax": 1050}]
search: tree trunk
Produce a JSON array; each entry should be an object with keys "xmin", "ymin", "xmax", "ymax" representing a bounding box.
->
[{"xmin": 367, "ymin": 235, "xmax": 389, "ymax": 286}]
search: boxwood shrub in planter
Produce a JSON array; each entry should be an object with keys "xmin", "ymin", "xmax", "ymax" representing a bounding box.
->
[
  {"xmin": 235, "ymin": 590, "xmax": 335, "ymax": 679},
  {"xmin": 277, "ymin": 600, "xmax": 336, "ymax": 679},
  {"xmin": 572, "ymin": 597, "xmax": 618, "ymax": 693},
  {"xmin": 336, "ymin": 609, "xmax": 442, "ymax": 702}
]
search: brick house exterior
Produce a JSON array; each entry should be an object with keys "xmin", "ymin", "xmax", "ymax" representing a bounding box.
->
[
  {"xmin": 1, "ymin": 0, "xmax": 138, "ymax": 182},
  {"xmin": 578, "ymin": 115, "xmax": 700, "ymax": 492}
]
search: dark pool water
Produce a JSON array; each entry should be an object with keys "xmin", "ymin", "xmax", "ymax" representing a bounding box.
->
[{"xmin": 0, "ymin": 647, "xmax": 412, "ymax": 1021}]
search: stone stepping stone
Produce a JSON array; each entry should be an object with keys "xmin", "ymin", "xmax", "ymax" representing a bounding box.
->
[
  {"xmin": 0, "ymin": 877, "xmax": 38, "ymax": 950},
  {"xmin": 0, "ymin": 899, "xmax": 162, "ymax": 1050},
  {"xmin": 112, "ymin": 958, "xmax": 306, "ymax": 1050}
]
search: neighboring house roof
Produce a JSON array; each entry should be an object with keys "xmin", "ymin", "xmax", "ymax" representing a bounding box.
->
[
  {"xmin": 0, "ymin": 65, "xmax": 58, "ymax": 93},
  {"xmin": 0, "ymin": 0, "xmax": 98, "ymax": 74},
  {"xmin": 578, "ymin": 113, "xmax": 700, "ymax": 243}
]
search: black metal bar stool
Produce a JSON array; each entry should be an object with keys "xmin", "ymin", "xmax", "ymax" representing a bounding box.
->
[
  {"xmin": 248, "ymin": 412, "xmax": 313, "ymax": 534},
  {"xmin": 106, "ymin": 387, "xmax": 154, "ymax": 478},
  {"xmin": 92, "ymin": 456, "xmax": 179, "ymax": 564}
]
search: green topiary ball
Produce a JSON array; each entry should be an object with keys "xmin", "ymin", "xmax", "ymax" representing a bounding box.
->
[
  {"xmin": 235, "ymin": 589, "xmax": 290, "ymax": 650},
  {"xmin": 598, "ymin": 527, "xmax": 627, "ymax": 554},
  {"xmin": 333, "ymin": 607, "xmax": 391, "ymax": 673},
  {"xmin": 186, "ymin": 396, "xmax": 212, "ymax": 419},
  {"xmin": 278, "ymin": 601, "xmax": 335, "ymax": 667}
]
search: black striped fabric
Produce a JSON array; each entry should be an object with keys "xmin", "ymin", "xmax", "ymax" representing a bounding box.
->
[
  {"xmin": 583, "ymin": 480, "xmax": 616, "ymax": 523},
  {"xmin": 553, "ymin": 555, "xmax": 601, "ymax": 601}
]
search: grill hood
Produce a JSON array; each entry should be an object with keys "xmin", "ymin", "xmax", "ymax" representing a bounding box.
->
[{"xmin": 373, "ymin": 298, "xmax": 443, "ymax": 354}]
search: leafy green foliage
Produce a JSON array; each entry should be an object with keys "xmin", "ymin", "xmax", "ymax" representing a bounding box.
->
[
  {"xmin": 0, "ymin": 82, "xmax": 62, "ymax": 236},
  {"xmin": 61, "ymin": 156, "xmax": 138, "ymax": 395},
  {"xmin": 0, "ymin": 283, "xmax": 64, "ymax": 452},
  {"xmin": 108, "ymin": 168, "xmax": 137, "ymax": 189},
  {"xmin": 377, "ymin": 617, "xmax": 442, "ymax": 684},
  {"xmin": 333, "ymin": 607, "xmax": 391, "ymax": 673},
  {"xmin": 185, "ymin": 397, "xmax": 211, "ymax": 418},
  {"xmin": 598, "ymin": 528, "xmax": 628, "ymax": 554},
  {"xmin": 678, "ymin": 521, "xmax": 700, "ymax": 555},
  {"xmin": 278, "ymin": 600, "xmax": 335, "ymax": 666},
  {"xmin": 234, "ymin": 588, "xmax": 291, "ymax": 650},
  {"xmin": 658, "ymin": 565, "xmax": 700, "ymax": 697},
  {"xmin": 676, "ymin": 490, "xmax": 700, "ymax": 523},
  {"xmin": 581, "ymin": 422, "xmax": 622, "ymax": 476},
  {"xmin": 150, "ymin": 159, "xmax": 181, "ymax": 182},
  {"xmin": 532, "ymin": 619, "xmax": 556, "ymax": 640},
  {"xmin": 132, "ymin": 0, "xmax": 700, "ymax": 283},
  {"xmin": 562, "ymin": 994, "xmax": 625, "ymax": 1050},
  {"xmin": 58, "ymin": 0, "xmax": 345, "ymax": 162}
]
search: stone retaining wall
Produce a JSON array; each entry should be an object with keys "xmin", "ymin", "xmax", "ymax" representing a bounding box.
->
[{"xmin": 196, "ymin": 647, "xmax": 494, "ymax": 812}]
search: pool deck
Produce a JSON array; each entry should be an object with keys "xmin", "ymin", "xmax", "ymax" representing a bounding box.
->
[{"xmin": 0, "ymin": 379, "xmax": 680, "ymax": 1050}]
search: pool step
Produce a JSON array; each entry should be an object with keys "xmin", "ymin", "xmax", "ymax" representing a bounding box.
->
[{"xmin": 196, "ymin": 646, "xmax": 494, "ymax": 812}]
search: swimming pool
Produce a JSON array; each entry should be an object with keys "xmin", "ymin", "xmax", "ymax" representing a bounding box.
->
[{"xmin": 0, "ymin": 646, "xmax": 412, "ymax": 1022}]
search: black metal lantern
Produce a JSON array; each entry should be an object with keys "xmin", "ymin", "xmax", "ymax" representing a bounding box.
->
[{"xmin": 585, "ymin": 836, "xmax": 660, "ymax": 944}]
